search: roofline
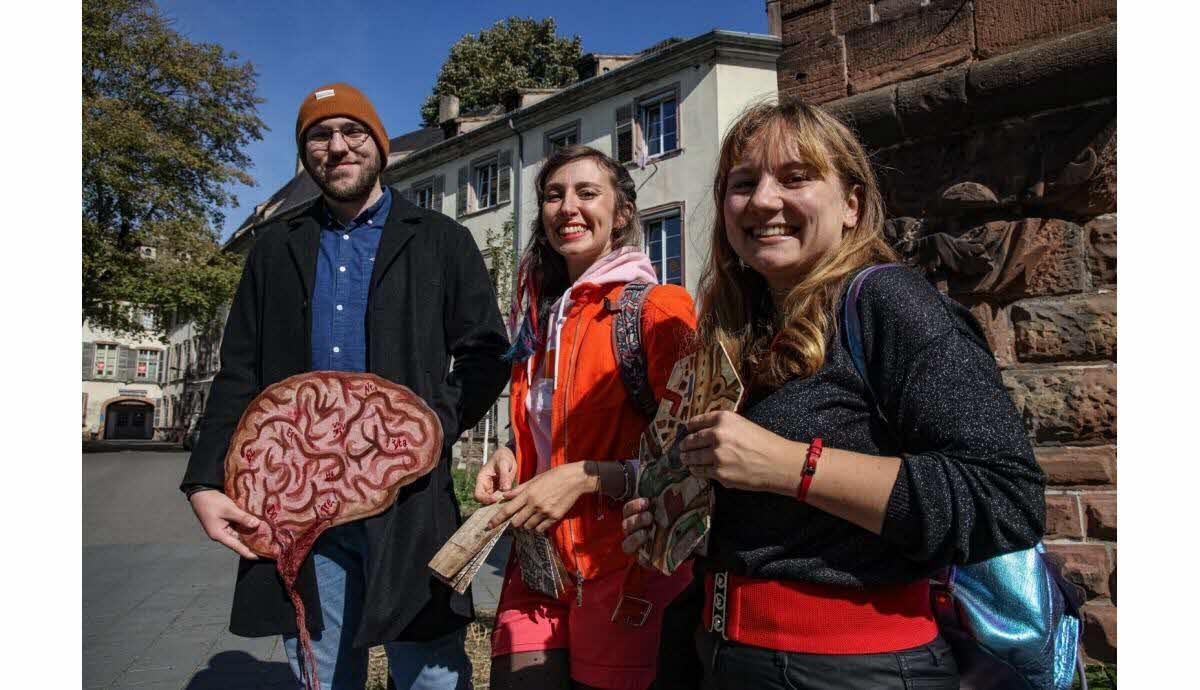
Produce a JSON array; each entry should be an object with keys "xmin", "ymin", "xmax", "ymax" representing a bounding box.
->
[{"xmin": 383, "ymin": 29, "xmax": 780, "ymax": 182}]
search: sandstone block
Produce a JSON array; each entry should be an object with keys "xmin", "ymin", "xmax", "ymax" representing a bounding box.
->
[
  {"xmin": 845, "ymin": 0, "xmax": 974, "ymax": 94},
  {"xmin": 1083, "ymin": 494, "xmax": 1116, "ymax": 541},
  {"xmin": 1035, "ymin": 446, "xmax": 1115, "ymax": 487},
  {"xmin": 967, "ymin": 24, "xmax": 1115, "ymax": 124},
  {"xmin": 949, "ymin": 219, "xmax": 1087, "ymax": 299},
  {"xmin": 1044, "ymin": 494, "xmax": 1082, "ymax": 540},
  {"xmin": 1011, "ymin": 293, "xmax": 1116, "ymax": 362},
  {"xmin": 1003, "ymin": 366, "xmax": 1116, "ymax": 443},
  {"xmin": 782, "ymin": 0, "xmax": 832, "ymax": 19},
  {"xmin": 1080, "ymin": 602, "xmax": 1117, "ymax": 663},
  {"xmin": 782, "ymin": 3, "xmax": 835, "ymax": 46},
  {"xmin": 1046, "ymin": 543, "xmax": 1110, "ymax": 600},
  {"xmin": 975, "ymin": 0, "xmax": 1117, "ymax": 58},
  {"xmin": 895, "ymin": 66, "xmax": 970, "ymax": 139},
  {"xmin": 826, "ymin": 86, "xmax": 901, "ymax": 147},
  {"xmin": 779, "ymin": 36, "xmax": 847, "ymax": 104},
  {"xmin": 1085, "ymin": 214, "xmax": 1116, "ymax": 287},
  {"xmin": 965, "ymin": 300, "xmax": 1015, "ymax": 369},
  {"xmin": 832, "ymin": 0, "xmax": 872, "ymax": 34}
]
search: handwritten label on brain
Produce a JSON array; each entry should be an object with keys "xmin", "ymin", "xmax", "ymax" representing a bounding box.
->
[{"xmin": 222, "ymin": 371, "xmax": 442, "ymax": 690}]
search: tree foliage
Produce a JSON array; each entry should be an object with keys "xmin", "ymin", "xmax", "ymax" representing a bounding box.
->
[
  {"xmin": 83, "ymin": 0, "xmax": 265, "ymax": 335},
  {"xmin": 421, "ymin": 17, "xmax": 582, "ymax": 126},
  {"xmin": 484, "ymin": 215, "xmax": 518, "ymax": 324}
]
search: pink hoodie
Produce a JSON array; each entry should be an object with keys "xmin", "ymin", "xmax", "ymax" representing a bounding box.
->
[{"xmin": 526, "ymin": 247, "xmax": 659, "ymax": 474}]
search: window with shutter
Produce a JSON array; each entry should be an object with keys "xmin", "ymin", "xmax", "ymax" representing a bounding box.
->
[
  {"xmin": 614, "ymin": 104, "xmax": 634, "ymax": 164},
  {"xmin": 456, "ymin": 166, "xmax": 469, "ymax": 217},
  {"xmin": 411, "ymin": 177, "xmax": 436, "ymax": 210},
  {"xmin": 639, "ymin": 91, "xmax": 679, "ymax": 158},
  {"xmin": 498, "ymin": 150, "xmax": 512, "ymax": 205},
  {"xmin": 472, "ymin": 156, "xmax": 499, "ymax": 210},
  {"xmin": 93, "ymin": 343, "xmax": 118, "ymax": 379},
  {"xmin": 434, "ymin": 175, "xmax": 445, "ymax": 211}
]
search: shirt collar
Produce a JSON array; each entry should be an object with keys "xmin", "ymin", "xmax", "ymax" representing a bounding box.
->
[{"xmin": 321, "ymin": 187, "xmax": 392, "ymax": 231}]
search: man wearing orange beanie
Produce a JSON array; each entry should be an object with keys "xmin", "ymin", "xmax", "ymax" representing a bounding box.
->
[{"xmin": 182, "ymin": 83, "xmax": 510, "ymax": 689}]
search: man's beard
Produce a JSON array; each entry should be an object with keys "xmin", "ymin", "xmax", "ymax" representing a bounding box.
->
[{"xmin": 312, "ymin": 150, "xmax": 382, "ymax": 203}]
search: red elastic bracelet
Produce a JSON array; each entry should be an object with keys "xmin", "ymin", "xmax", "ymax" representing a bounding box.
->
[{"xmin": 795, "ymin": 437, "xmax": 824, "ymax": 503}]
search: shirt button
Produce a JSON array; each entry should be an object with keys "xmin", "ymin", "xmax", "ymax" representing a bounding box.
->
[
  {"xmin": 367, "ymin": 219, "xmax": 373, "ymax": 225},
  {"xmin": 336, "ymin": 304, "xmax": 343, "ymax": 311},
  {"xmin": 339, "ymin": 266, "xmax": 346, "ymax": 273},
  {"xmin": 343, "ymin": 234, "xmax": 350, "ymax": 240},
  {"xmin": 332, "ymin": 346, "xmax": 340, "ymax": 353}
]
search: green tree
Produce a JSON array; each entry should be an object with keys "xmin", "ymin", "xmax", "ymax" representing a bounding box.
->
[
  {"xmin": 484, "ymin": 215, "xmax": 518, "ymax": 321},
  {"xmin": 83, "ymin": 0, "xmax": 265, "ymax": 336},
  {"xmin": 421, "ymin": 17, "xmax": 582, "ymax": 126}
]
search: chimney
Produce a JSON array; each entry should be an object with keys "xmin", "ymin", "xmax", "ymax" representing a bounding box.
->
[
  {"xmin": 438, "ymin": 94, "xmax": 460, "ymax": 125},
  {"xmin": 766, "ymin": 0, "xmax": 782, "ymax": 38}
]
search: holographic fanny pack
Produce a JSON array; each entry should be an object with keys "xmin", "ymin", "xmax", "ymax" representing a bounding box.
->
[{"xmin": 844, "ymin": 264, "xmax": 1087, "ymax": 690}]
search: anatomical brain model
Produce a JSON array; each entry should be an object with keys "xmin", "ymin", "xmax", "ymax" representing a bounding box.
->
[{"xmin": 224, "ymin": 371, "xmax": 442, "ymax": 690}]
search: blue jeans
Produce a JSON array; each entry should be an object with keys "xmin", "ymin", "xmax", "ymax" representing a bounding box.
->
[{"xmin": 282, "ymin": 522, "xmax": 472, "ymax": 690}]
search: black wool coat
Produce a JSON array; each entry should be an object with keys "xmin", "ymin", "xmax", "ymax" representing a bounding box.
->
[{"xmin": 180, "ymin": 190, "xmax": 510, "ymax": 646}]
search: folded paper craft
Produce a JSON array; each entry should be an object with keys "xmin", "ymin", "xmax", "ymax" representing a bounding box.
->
[
  {"xmin": 636, "ymin": 343, "xmax": 743, "ymax": 574},
  {"xmin": 224, "ymin": 371, "xmax": 442, "ymax": 690}
]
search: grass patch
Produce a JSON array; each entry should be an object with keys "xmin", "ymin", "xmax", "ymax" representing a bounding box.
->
[
  {"xmin": 453, "ymin": 463, "xmax": 482, "ymax": 518},
  {"xmin": 1077, "ymin": 662, "xmax": 1116, "ymax": 689},
  {"xmin": 366, "ymin": 611, "xmax": 495, "ymax": 690}
]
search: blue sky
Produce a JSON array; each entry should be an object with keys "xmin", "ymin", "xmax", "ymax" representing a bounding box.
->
[{"xmin": 156, "ymin": 0, "xmax": 770, "ymax": 240}]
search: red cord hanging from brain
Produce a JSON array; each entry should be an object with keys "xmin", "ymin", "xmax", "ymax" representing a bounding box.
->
[{"xmin": 223, "ymin": 371, "xmax": 442, "ymax": 690}]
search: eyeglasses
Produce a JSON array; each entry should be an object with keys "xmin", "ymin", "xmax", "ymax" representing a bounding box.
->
[{"xmin": 305, "ymin": 125, "xmax": 371, "ymax": 150}]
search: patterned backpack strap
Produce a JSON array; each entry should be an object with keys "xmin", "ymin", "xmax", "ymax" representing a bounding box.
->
[{"xmin": 609, "ymin": 281, "xmax": 658, "ymax": 419}]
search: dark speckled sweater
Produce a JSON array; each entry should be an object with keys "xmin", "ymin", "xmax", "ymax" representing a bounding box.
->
[{"xmin": 698, "ymin": 265, "xmax": 1046, "ymax": 588}]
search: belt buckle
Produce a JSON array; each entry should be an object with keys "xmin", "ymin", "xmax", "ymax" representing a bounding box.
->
[
  {"xmin": 710, "ymin": 571, "xmax": 728, "ymax": 639},
  {"xmin": 611, "ymin": 595, "xmax": 654, "ymax": 627}
]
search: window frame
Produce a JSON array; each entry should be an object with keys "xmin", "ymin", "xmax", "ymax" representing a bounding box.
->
[
  {"xmin": 93, "ymin": 343, "xmax": 118, "ymax": 379},
  {"xmin": 411, "ymin": 176, "xmax": 437, "ymax": 210},
  {"xmin": 135, "ymin": 348, "xmax": 161, "ymax": 381},
  {"xmin": 473, "ymin": 156, "xmax": 499, "ymax": 211},
  {"xmin": 636, "ymin": 84, "xmax": 682, "ymax": 162},
  {"xmin": 544, "ymin": 119, "xmax": 582, "ymax": 157},
  {"xmin": 640, "ymin": 202, "xmax": 686, "ymax": 287}
]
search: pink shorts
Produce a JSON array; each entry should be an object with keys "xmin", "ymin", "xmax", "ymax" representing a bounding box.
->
[{"xmin": 490, "ymin": 557, "xmax": 693, "ymax": 690}]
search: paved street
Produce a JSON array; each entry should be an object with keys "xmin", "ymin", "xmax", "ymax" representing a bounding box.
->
[{"xmin": 84, "ymin": 449, "xmax": 508, "ymax": 690}]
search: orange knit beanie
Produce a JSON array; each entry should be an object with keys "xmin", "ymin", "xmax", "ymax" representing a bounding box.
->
[{"xmin": 295, "ymin": 83, "xmax": 389, "ymax": 159}]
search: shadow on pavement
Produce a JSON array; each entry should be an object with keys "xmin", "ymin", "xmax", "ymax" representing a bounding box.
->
[{"xmin": 185, "ymin": 650, "xmax": 295, "ymax": 690}]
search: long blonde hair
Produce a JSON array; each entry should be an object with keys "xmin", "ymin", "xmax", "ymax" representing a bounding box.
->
[{"xmin": 696, "ymin": 99, "xmax": 898, "ymax": 390}]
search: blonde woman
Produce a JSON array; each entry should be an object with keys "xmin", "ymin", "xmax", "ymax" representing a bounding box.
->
[{"xmin": 621, "ymin": 100, "xmax": 1045, "ymax": 689}]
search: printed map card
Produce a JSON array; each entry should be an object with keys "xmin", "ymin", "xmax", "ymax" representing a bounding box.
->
[
  {"xmin": 513, "ymin": 526, "xmax": 571, "ymax": 600},
  {"xmin": 636, "ymin": 342, "xmax": 743, "ymax": 574},
  {"xmin": 429, "ymin": 501, "xmax": 511, "ymax": 594}
]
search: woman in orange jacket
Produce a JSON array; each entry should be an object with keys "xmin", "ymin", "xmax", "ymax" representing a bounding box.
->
[{"xmin": 473, "ymin": 145, "xmax": 697, "ymax": 690}]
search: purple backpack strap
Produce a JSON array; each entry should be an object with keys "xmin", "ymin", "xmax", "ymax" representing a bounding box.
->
[{"xmin": 608, "ymin": 282, "xmax": 658, "ymax": 419}]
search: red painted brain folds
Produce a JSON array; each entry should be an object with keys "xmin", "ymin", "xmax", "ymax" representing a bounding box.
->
[{"xmin": 224, "ymin": 371, "xmax": 443, "ymax": 559}]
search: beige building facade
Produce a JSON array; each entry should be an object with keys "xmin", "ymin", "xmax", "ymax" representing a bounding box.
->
[{"xmin": 81, "ymin": 317, "xmax": 167, "ymax": 440}]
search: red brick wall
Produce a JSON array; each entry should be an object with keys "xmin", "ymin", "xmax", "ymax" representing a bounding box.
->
[{"xmin": 777, "ymin": 0, "xmax": 1117, "ymax": 664}]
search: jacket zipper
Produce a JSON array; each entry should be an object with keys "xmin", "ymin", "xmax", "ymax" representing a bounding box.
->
[{"xmin": 561, "ymin": 293, "xmax": 588, "ymax": 607}]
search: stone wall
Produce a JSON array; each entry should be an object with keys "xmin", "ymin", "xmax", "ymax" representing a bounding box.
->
[{"xmin": 776, "ymin": 1, "xmax": 1117, "ymax": 663}]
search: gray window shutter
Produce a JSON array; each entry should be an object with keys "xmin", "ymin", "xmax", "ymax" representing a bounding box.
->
[
  {"xmin": 614, "ymin": 104, "xmax": 634, "ymax": 164},
  {"xmin": 434, "ymin": 175, "xmax": 445, "ymax": 212},
  {"xmin": 456, "ymin": 166, "xmax": 469, "ymax": 217},
  {"xmin": 498, "ymin": 150, "xmax": 512, "ymax": 205},
  {"xmin": 118, "ymin": 346, "xmax": 135, "ymax": 382},
  {"xmin": 82, "ymin": 342, "xmax": 95, "ymax": 379}
]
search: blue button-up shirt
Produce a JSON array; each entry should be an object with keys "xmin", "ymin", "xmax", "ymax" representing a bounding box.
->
[{"xmin": 310, "ymin": 189, "xmax": 391, "ymax": 372}]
